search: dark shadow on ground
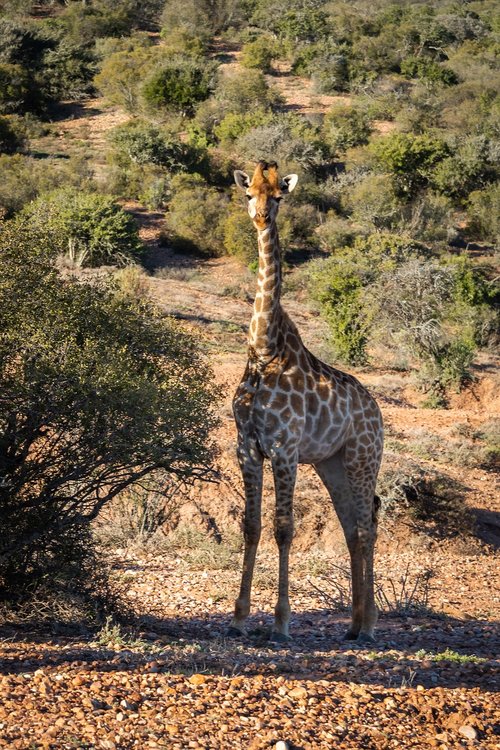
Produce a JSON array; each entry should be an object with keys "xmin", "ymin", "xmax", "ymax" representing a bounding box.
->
[
  {"xmin": 1, "ymin": 610, "xmax": 497, "ymax": 691},
  {"xmin": 47, "ymin": 101, "xmax": 102, "ymax": 123},
  {"xmin": 29, "ymin": 151, "xmax": 71, "ymax": 160},
  {"xmin": 141, "ymin": 241, "xmax": 208, "ymax": 274},
  {"xmin": 167, "ymin": 312, "xmax": 247, "ymax": 332},
  {"xmin": 473, "ymin": 508, "xmax": 500, "ymax": 549}
]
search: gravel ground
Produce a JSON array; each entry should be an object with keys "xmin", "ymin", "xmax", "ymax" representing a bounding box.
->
[{"xmin": 1, "ymin": 549, "xmax": 498, "ymax": 750}]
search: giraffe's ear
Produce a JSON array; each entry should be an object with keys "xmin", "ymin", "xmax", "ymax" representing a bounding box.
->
[
  {"xmin": 234, "ymin": 170, "xmax": 250, "ymax": 191},
  {"xmin": 280, "ymin": 174, "xmax": 299, "ymax": 194}
]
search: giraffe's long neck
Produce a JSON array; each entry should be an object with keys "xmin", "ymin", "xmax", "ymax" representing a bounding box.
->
[{"xmin": 248, "ymin": 223, "xmax": 283, "ymax": 360}]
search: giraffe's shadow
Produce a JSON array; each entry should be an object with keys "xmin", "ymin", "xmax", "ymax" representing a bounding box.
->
[{"xmin": 1, "ymin": 609, "xmax": 497, "ymax": 691}]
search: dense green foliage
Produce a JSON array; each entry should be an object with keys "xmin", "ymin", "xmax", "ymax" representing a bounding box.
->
[
  {"xmin": 20, "ymin": 188, "xmax": 143, "ymax": 266},
  {"xmin": 0, "ymin": 223, "xmax": 218, "ymax": 600},
  {"xmin": 0, "ymin": 153, "xmax": 93, "ymax": 218},
  {"xmin": 165, "ymin": 173, "xmax": 228, "ymax": 255},
  {"xmin": 1, "ymin": 0, "xmax": 498, "ymax": 397},
  {"xmin": 241, "ymin": 36, "xmax": 274, "ymax": 72},
  {"xmin": 0, "ymin": 115, "xmax": 24, "ymax": 153},
  {"xmin": 142, "ymin": 58, "xmax": 215, "ymax": 116},
  {"xmin": 106, "ymin": 120, "xmax": 208, "ymax": 207},
  {"xmin": 308, "ymin": 239, "xmax": 497, "ymax": 400}
]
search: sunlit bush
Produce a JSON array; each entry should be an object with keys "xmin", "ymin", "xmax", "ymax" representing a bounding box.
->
[{"xmin": 20, "ymin": 188, "xmax": 143, "ymax": 266}]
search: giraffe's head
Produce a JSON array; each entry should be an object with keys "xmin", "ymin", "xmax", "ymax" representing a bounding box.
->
[{"xmin": 234, "ymin": 161, "xmax": 298, "ymax": 231}]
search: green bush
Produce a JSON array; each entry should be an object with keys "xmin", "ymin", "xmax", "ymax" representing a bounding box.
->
[
  {"xmin": 311, "ymin": 53, "xmax": 349, "ymax": 94},
  {"xmin": 431, "ymin": 136, "xmax": 499, "ymax": 200},
  {"xmin": 0, "ymin": 17, "xmax": 95, "ymax": 110},
  {"xmin": 400, "ymin": 56, "xmax": 458, "ymax": 86},
  {"xmin": 344, "ymin": 173, "xmax": 401, "ymax": 230},
  {"xmin": 372, "ymin": 132, "xmax": 450, "ymax": 198},
  {"xmin": 106, "ymin": 120, "xmax": 208, "ymax": 208},
  {"xmin": 54, "ymin": 0, "xmax": 150, "ymax": 46},
  {"xmin": 400, "ymin": 192, "xmax": 454, "ymax": 245},
  {"xmin": 467, "ymin": 183, "xmax": 500, "ymax": 247},
  {"xmin": 106, "ymin": 162, "xmax": 172, "ymax": 209},
  {"xmin": 323, "ymin": 105, "xmax": 372, "ymax": 153},
  {"xmin": 0, "ymin": 16, "xmax": 99, "ymax": 109},
  {"xmin": 0, "ymin": 115, "xmax": 24, "ymax": 153},
  {"xmin": 0, "ymin": 153, "xmax": 94, "ymax": 218},
  {"xmin": 367, "ymin": 258, "xmax": 480, "ymax": 400},
  {"xmin": 0, "ymin": 62, "xmax": 30, "ymax": 113},
  {"xmin": 215, "ymin": 68, "xmax": 278, "ymax": 115},
  {"xmin": 0, "ymin": 221, "xmax": 218, "ymax": 603},
  {"xmin": 316, "ymin": 213, "xmax": 359, "ymax": 251},
  {"xmin": 166, "ymin": 173, "xmax": 229, "ymax": 256},
  {"xmin": 235, "ymin": 115, "xmax": 328, "ymax": 175},
  {"xmin": 223, "ymin": 204, "xmax": 257, "ymax": 264},
  {"xmin": 94, "ymin": 32, "xmax": 153, "ymax": 62},
  {"xmin": 309, "ymin": 258, "xmax": 370, "ymax": 365},
  {"xmin": 0, "ymin": 18, "xmax": 49, "ymax": 68},
  {"xmin": 95, "ymin": 47, "xmax": 155, "ymax": 112},
  {"xmin": 142, "ymin": 58, "xmax": 215, "ymax": 116},
  {"xmin": 442, "ymin": 254, "xmax": 499, "ymax": 348},
  {"xmin": 308, "ymin": 233, "xmax": 431, "ymax": 364},
  {"xmin": 241, "ymin": 36, "xmax": 274, "ymax": 72},
  {"xmin": 39, "ymin": 38, "xmax": 95, "ymax": 102},
  {"xmin": 160, "ymin": 0, "xmax": 242, "ymax": 36},
  {"xmin": 20, "ymin": 188, "xmax": 143, "ymax": 267},
  {"xmin": 160, "ymin": 27, "xmax": 208, "ymax": 57},
  {"xmin": 253, "ymin": 0, "xmax": 330, "ymax": 43},
  {"xmin": 214, "ymin": 107, "xmax": 272, "ymax": 147},
  {"xmin": 108, "ymin": 120, "xmax": 192, "ymax": 170}
]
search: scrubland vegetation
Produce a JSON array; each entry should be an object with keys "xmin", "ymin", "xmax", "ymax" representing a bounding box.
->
[
  {"xmin": 0, "ymin": 0, "xmax": 498, "ymax": 614},
  {"xmin": 0, "ymin": 3, "xmax": 498, "ymax": 748}
]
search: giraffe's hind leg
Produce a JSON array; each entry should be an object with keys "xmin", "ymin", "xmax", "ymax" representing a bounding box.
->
[{"xmin": 315, "ymin": 452, "xmax": 379, "ymax": 642}]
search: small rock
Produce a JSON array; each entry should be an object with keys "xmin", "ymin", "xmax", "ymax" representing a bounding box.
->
[
  {"xmin": 288, "ymin": 686, "xmax": 308, "ymax": 700},
  {"xmin": 188, "ymin": 673, "xmax": 207, "ymax": 686},
  {"xmin": 275, "ymin": 742, "xmax": 290, "ymax": 750},
  {"xmin": 120, "ymin": 699, "xmax": 136, "ymax": 710},
  {"xmin": 459, "ymin": 725, "xmax": 478, "ymax": 740}
]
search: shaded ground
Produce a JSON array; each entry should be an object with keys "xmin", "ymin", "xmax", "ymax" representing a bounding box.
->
[{"xmin": 1, "ymin": 549, "xmax": 499, "ymax": 749}]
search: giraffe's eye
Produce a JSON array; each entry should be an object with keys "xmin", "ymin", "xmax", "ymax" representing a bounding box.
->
[{"xmin": 245, "ymin": 194, "xmax": 251, "ymax": 201}]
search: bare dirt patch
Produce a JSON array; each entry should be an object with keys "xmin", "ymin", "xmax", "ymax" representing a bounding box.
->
[{"xmin": 266, "ymin": 60, "xmax": 352, "ymax": 116}]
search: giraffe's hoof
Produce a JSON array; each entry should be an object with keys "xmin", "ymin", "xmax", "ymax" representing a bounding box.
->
[
  {"xmin": 226, "ymin": 626, "xmax": 245, "ymax": 639},
  {"xmin": 269, "ymin": 631, "xmax": 291, "ymax": 644},
  {"xmin": 356, "ymin": 632, "xmax": 376, "ymax": 646},
  {"xmin": 343, "ymin": 629, "xmax": 360, "ymax": 641}
]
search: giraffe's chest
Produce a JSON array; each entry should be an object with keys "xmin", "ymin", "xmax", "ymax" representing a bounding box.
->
[{"xmin": 233, "ymin": 367, "xmax": 351, "ymax": 463}]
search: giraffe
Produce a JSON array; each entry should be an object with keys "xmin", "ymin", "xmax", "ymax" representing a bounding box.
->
[{"xmin": 227, "ymin": 161, "xmax": 384, "ymax": 644}]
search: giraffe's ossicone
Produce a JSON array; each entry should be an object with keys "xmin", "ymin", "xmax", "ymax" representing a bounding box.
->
[{"xmin": 229, "ymin": 161, "xmax": 384, "ymax": 644}]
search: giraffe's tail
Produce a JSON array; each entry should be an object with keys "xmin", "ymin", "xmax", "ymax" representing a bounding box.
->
[{"xmin": 372, "ymin": 494, "xmax": 381, "ymax": 525}]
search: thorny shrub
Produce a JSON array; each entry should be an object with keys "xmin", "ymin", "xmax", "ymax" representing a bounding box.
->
[{"xmin": 0, "ymin": 223, "xmax": 219, "ymax": 607}]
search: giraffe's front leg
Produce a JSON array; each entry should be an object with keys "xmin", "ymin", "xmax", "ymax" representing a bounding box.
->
[
  {"xmin": 228, "ymin": 442, "xmax": 263, "ymax": 637},
  {"xmin": 270, "ymin": 452, "xmax": 297, "ymax": 643}
]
